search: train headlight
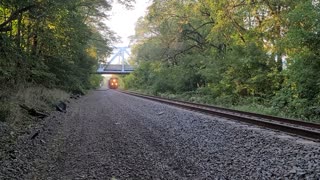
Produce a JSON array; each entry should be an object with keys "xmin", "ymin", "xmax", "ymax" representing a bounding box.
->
[
  {"xmin": 113, "ymin": 79, "xmax": 116, "ymax": 82},
  {"xmin": 111, "ymin": 83, "xmax": 114, "ymax": 85}
]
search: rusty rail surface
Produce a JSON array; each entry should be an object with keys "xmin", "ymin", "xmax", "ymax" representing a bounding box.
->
[{"xmin": 119, "ymin": 90, "xmax": 320, "ymax": 141}]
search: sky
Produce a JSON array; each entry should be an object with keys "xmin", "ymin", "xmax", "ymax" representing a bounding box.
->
[{"xmin": 107, "ymin": 0, "xmax": 151, "ymax": 47}]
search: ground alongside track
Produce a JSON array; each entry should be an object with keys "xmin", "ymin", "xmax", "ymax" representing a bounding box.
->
[{"xmin": 1, "ymin": 89, "xmax": 319, "ymax": 179}]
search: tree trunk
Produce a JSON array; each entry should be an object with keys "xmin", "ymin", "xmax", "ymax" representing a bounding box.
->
[{"xmin": 16, "ymin": 12, "xmax": 22, "ymax": 48}]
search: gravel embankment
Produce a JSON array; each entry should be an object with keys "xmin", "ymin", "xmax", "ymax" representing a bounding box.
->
[{"xmin": 0, "ymin": 89, "xmax": 319, "ymax": 179}]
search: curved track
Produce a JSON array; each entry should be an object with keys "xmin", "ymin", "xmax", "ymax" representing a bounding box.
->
[{"xmin": 120, "ymin": 90, "xmax": 320, "ymax": 141}]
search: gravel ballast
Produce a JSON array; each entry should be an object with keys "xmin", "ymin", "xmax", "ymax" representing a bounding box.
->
[{"xmin": 0, "ymin": 89, "xmax": 319, "ymax": 179}]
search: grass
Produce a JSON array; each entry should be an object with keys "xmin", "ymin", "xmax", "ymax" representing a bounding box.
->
[
  {"xmin": 15, "ymin": 86, "xmax": 69, "ymax": 110},
  {"xmin": 125, "ymin": 88, "xmax": 320, "ymax": 123},
  {"xmin": 0, "ymin": 85, "xmax": 70, "ymax": 159},
  {"xmin": 0, "ymin": 85, "xmax": 69, "ymax": 130}
]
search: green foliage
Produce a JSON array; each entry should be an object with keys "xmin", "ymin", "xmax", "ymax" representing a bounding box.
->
[
  {"xmin": 0, "ymin": 0, "xmax": 134, "ymax": 148},
  {"xmin": 89, "ymin": 74, "xmax": 104, "ymax": 89},
  {"xmin": 270, "ymin": 0, "xmax": 320, "ymax": 119},
  {"xmin": 0, "ymin": 0, "xmax": 133, "ymax": 92},
  {"xmin": 222, "ymin": 43, "xmax": 277, "ymax": 97},
  {"xmin": 123, "ymin": 0, "xmax": 320, "ymax": 121}
]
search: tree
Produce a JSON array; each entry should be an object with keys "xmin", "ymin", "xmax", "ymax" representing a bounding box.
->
[
  {"xmin": 125, "ymin": 0, "xmax": 320, "ymax": 119},
  {"xmin": 0, "ymin": 0, "xmax": 134, "ymax": 91}
]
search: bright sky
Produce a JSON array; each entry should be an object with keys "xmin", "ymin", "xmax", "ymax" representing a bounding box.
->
[{"xmin": 107, "ymin": 0, "xmax": 151, "ymax": 47}]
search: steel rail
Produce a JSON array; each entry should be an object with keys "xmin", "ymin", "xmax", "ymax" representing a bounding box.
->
[{"xmin": 119, "ymin": 90, "xmax": 320, "ymax": 141}]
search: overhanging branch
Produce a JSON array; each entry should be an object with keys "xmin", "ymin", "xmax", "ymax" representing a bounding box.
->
[{"xmin": 0, "ymin": 5, "xmax": 36, "ymax": 31}]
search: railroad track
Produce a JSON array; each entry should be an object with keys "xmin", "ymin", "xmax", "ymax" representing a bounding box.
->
[{"xmin": 119, "ymin": 90, "xmax": 320, "ymax": 142}]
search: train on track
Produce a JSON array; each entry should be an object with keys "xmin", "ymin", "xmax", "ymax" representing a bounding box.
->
[{"xmin": 108, "ymin": 77, "xmax": 119, "ymax": 89}]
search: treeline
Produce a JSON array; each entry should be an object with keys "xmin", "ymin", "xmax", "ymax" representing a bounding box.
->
[
  {"xmin": 124, "ymin": 0, "xmax": 320, "ymax": 120},
  {"xmin": 0, "ymin": 0, "xmax": 133, "ymax": 92}
]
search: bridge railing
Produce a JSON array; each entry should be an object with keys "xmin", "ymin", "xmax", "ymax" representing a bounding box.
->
[{"xmin": 96, "ymin": 64, "xmax": 134, "ymax": 74}]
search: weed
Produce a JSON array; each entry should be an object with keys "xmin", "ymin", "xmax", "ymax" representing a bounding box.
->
[
  {"xmin": 0, "ymin": 103, "xmax": 10, "ymax": 122},
  {"xmin": 0, "ymin": 85, "xmax": 69, "ymax": 130}
]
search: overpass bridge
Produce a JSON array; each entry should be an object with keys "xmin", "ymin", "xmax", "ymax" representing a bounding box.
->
[
  {"xmin": 97, "ymin": 46, "xmax": 134, "ymax": 74},
  {"xmin": 97, "ymin": 64, "xmax": 134, "ymax": 74}
]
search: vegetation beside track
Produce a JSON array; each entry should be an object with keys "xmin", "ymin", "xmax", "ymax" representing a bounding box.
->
[
  {"xmin": 123, "ymin": 0, "xmax": 320, "ymax": 122},
  {"xmin": 0, "ymin": 0, "xmax": 134, "ymax": 143},
  {"xmin": 122, "ymin": 88, "xmax": 319, "ymax": 123},
  {"xmin": 0, "ymin": 86, "xmax": 69, "ymax": 147}
]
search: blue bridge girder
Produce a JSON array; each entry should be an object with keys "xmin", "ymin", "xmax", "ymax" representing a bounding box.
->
[{"xmin": 97, "ymin": 46, "xmax": 134, "ymax": 74}]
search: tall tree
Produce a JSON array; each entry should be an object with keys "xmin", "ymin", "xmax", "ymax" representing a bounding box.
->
[
  {"xmin": 125, "ymin": 0, "xmax": 320, "ymax": 119},
  {"xmin": 0, "ymin": 0, "xmax": 134, "ymax": 91}
]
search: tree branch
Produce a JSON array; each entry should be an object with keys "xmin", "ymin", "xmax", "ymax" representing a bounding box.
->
[
  {"xmin": 162, "ymin": 44, "xmax": 198, "ymax": 63},
  {"xmin": 0, "ymin": 5, "xmax": 36, "ymax": 31}
]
